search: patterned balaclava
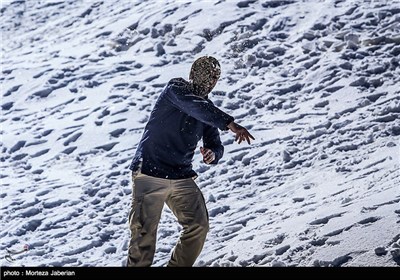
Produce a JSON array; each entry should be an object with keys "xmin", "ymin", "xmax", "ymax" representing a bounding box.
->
[{"xmin": 189, "ymin": 56, "xmax": 221, "ymax": 98}]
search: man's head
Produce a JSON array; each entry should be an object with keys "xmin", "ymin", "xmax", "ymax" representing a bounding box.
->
[{"xmin": 189, "ymin": 56, "xmax": 221, "ymax": 98}]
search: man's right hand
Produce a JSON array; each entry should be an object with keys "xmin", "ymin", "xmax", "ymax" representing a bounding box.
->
[{"xmin": 227, "ymin": 121, "xmax": 255, "ymax": 145}]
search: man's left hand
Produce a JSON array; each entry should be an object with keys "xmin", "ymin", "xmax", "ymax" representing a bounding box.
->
[{"xmin": 200, "ymin": 147, "xmax": 215, "ymax": 164}]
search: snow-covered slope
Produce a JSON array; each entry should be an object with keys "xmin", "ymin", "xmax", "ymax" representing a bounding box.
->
[{"xmin": 1, "ymin": 0, "xmax": 399, "ymax": 267}]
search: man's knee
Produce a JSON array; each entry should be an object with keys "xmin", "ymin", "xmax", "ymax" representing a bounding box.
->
[
  {"xmin": 190, "ymin": 216, "xmax": 209, "ymax": 236},
  {"xmin": 195, "ymin": 199, "xmax": 209, "ymax": 235},
  {"xmin": 200, "ymin": 218, "xmax": 209, "ymax": 232}
]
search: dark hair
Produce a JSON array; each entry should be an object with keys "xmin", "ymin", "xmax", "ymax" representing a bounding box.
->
[{"xmin": 189, "ymin": 56, "xmax": 221, "ymax": 97}]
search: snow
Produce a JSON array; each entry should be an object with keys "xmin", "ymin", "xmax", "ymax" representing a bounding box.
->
[{"xmin": 1, "ymin": 0, "xmax": 400, "ymax": 267}]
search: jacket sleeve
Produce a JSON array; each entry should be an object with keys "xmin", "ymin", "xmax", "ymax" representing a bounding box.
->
[
  {"xmin": 164, "ymin": 85, "xmax": 234, "ymax": 131},
  {"xmin": 203, "ymin": 125, "xmax": 224, "ymax": 164}
]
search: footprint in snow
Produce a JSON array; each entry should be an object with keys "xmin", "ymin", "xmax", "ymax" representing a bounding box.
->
[
  {"xmin": 358, "ymin": 216, "xmax": 380, "ymax": 225},
  {"xmin": 310, "ymin": 212, "xmax": 345, "ymax": 225},
  {"xmin": 313, "ymin": 254, "xmax": 353, "ymax": 267}
]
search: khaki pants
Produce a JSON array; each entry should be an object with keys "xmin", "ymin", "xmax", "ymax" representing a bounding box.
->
[{"xmin": 127, "ymin": 173, "xmax": 209, "ymax": 267}]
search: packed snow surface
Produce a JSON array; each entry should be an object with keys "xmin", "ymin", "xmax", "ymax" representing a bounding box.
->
[{"xmin": 1, "ymin": 0, "xmax": 399, "ymax": 267}]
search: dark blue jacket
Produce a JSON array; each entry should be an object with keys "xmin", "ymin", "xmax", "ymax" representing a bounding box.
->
[{"xmin": 129, "ymin": 78, "xmax": 234, "ymax": 179}]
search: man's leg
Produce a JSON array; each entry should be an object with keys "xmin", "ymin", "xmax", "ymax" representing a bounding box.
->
[
  {"xmin": 166, "ymin": 179, "xmax": 209, "ymax": 267},
  {"xmin": 127, "ymin": 173, "xmax": 168, "ymax": 267}
]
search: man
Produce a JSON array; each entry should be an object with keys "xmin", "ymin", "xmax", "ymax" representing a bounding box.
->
[{"xmin": 127, "ymin": 56, "xmax": 254, "ymax": 267}]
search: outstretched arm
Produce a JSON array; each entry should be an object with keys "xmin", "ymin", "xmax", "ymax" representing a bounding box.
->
[
  {"xmin": 227, "ymin": 121, "xmax": 255, "ymax": 145},
  {"xmin": 165, "ymin": 85, "xmax": 234, "ymax": 131}
]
